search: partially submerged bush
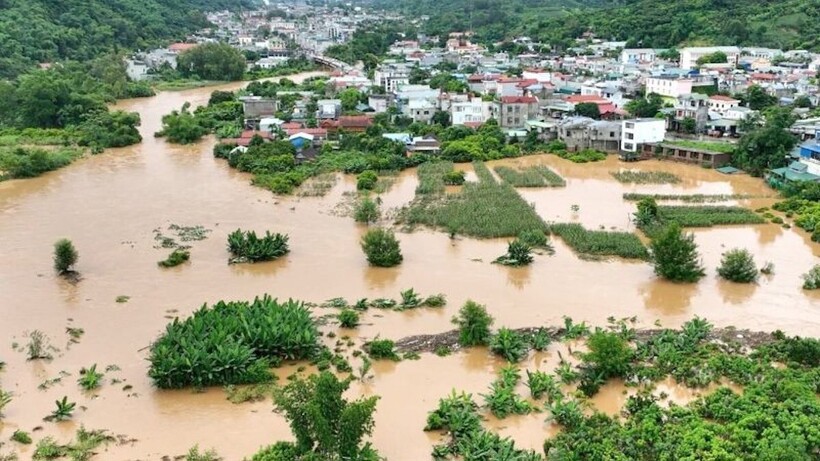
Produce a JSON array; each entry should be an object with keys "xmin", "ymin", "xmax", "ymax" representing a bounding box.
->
[
  {"xmin": 489, "ymin": 328, "xmax": 529, "ymax": 362},
  {"xmin": 717, "ymin": 248, "xmax": 758, "ymax": 283},
  {"xmin": 493, "ymin": 239, "xmax": 534, "ymax": 266},
  {"xmin": 802, "ymin": 264, "xmax": 820, "ymax": 290},
  {"xmin": 366, "ymin": 338, "xmax": 399, "ymax": 361},
  {"xmin": 443, "ymin": 169, "xmax": 466, "ymax": 185},
  {"xmin": 227, "ymin": 229, "xmax": 289, "ymax": 263},
  {"xmin": 53, "ymin": 238, "xmax": 78, "ymax": 274},
  {"xmin": 452, "ymin": 301, "xmax": 494, "ymax": 347},
  {"xmin": 482, "ymin": 366, "xmax": 534, "ymax": 418},
  {"xmin": 650, "ymin": 223, "xmax": 705, "ymax": 282},
  {"xmin": 360, "ymin": 228, "xmax": 402, "ymax": 267},
  {"xmin": 338, "ymin": 309, "xmax": 359, "ymax": 328},
  {"xmin": 353, "ymin": 197, "xmax": 380, "ymax": 224},
  {"xmin": 148, "ymin": 296, "xmax": 319, "ymax": 388},
  {"xmin": 356, "ymin": 170, "xmax": 378, "ymax": 191},
  {"xmin": 158, "ymin": 249, "xmax": 190, "ymax": 268}
]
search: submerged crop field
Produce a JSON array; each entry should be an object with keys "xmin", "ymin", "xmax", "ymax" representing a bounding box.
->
[{"xmin": 399, "ymin": 161, "xmax": 549, "ymax": 238}]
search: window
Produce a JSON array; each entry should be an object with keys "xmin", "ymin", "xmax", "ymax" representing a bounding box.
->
[
  {"xmin": 507, "ymin": 117, "xmax": 513, "ymax": 124},
  {"xmin": 626, "ymin": 133, "xmax": 634, "ymax": 140},
  {"xmin": 625, "ymin": 122, "xmax": 634, "ymax": 129},
  {"xmin": 624, "ymin": 142, "xmax": 634, "ymax": 150},
  {"xmin": 507, "ymin": 106, "xmax": 513, "ymax": 113},
  {"xmin": 514, "ymin": 117, "xmax": 520, "ymax": 125},
  {"xmin": 610, "ymin": 132, "xmax": 615, "ymax": 138},
  {"xmin": 424, "ymin": 110, "xmax": 429, "ymax": 115}
]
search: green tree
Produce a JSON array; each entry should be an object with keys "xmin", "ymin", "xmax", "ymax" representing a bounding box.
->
[
  {"xmin": 574, "ymin": 102, "xmax": 601, "ymax": 119},
  {"xmin": 177, "ymin": 43, "xmax": 246, "ymax": 81},
  {"xmin": 650, "ymin": 223, "xmax": 705, "ymax": 282},
  {"xmin": 53, "ymin": 239, "xmax": 78, "ymax": 274},
  {"xmin": 267, "ymin": 372, "xmax": 380, "ymax": 460},
  {"xmin": 717, "ymin": 248, "xmax": 758, "ymax": 283},
  {"xmin": 452, "ymin": 300, "xmax": 494, "ymax": 347},
  {"xmin": 732, "ymin": 106, "xmax": 796, "ymax": 176},
  {"xmin": 353, "ymin": 197, "xmax": 380, "ymax": 224},
  {"xmin": 696, "ymin": 51, "xmax": 728, "ymax": 65},
  {"xmin": 634, "ymin": 197, "xmax": 659, "ymax": 228},
  {"xmin": 681, "ymin": 116, "xmax": 697, "ymax": 134},
  {"xmin": 360, "ymin": 228, "xmax": 402, "ymax": 267},
  {"xmin": 339, "ymin": 88, "xmax": 363, "ymax": 112},
  {"xmin": 626, "ymin": 93, "xmax": 664, "ymax": 118},
  {"xmin": 356, "ymin": 170, "xmax": 378, "ymax": 190},
  {"xmin": 742, "ymin": 85, "xmax": 778, "ymax": 111},
  {"xmin": 431, "ymin": 110, "xmax": 451, "ymax": 127},
  {"xmin": 157, "ymin": 103, "xmax": 207, "ymax": 144}
]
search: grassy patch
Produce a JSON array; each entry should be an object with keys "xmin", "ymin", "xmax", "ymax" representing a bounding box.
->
[
  {"xmin": 550, "ymin": 223, "xmax": 649, "ymax": 260},
  {"xmin": 556, "ymin": 148, "xmax": 607, "ymax": 163},
  {"xmin": 611, "ymin": 170, "xmax": 681, "ymax": 184},
  {"xmin": 152, "ymin": 79, "xmax": 227, "ymax": 91},
  {"xmin": 400, "ymin": 162, "xmax": 548, "ymax": 238},
  {"xmin": 656, "ymin": 206, "xmax": 765, "ymax": 227},
  {"xmin": 493, "ymin": 165, "xmax": 566, "ymax": 187},
  {"xmin": 297, "ymin": 173, "xmax": 338, "ymax": 197},
  {"xmin": 415, "ymin": 161, "xmax": 454, "ymax": 195},
  {"xmin": 623, "ymin": 193, "xmax": 757, "ymax": 203},
  {"xmin": 663, "ymin": 139, "xmax": 736, "ymax": 154}
]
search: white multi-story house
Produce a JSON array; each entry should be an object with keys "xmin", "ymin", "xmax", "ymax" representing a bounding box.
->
[
  {"xmin": 680, "ymin": 46, "xmax": 741, "ymax": 70},
  {"xmin": 621, "ymin": 118, "xmax": 666, "ymax": 152},
  {"xmin": 707, "ymin": 95, "xmax": 741, "ymax": 116},
  {"xmin": 621, "ymin": 48, "xmax": 656, "ymax": 65},
  {"xmin": 374, "ymin": 63, "xmax": 411, "ymax": 92},
  {"xmin": 645, "ymin": 76, "xmax": 693, "ymax": 99},
  {"xmin": 450, "ymin": 98, "xmax": 490, "ymax": 126}
]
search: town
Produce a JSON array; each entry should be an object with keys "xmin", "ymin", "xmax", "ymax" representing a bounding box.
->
[{"xmin": 126, "ymin": 2, "xmax": 820, "ymax": 187}]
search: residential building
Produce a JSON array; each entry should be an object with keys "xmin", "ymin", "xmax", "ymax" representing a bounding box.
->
[
  {"xmin": 494, "ymin": 96, "xmax": 539, "ymax": 129},
  {"xmin": 316, "ymin": 99, "xmax": 342, "ymax": 120},
  {"xmin": 557, "ymin": 117, "xmax": 621, "ymax": 153},
  {"xmin": 407, "ymin": 99, "xmax": 436, "ymax": 123},
  {"xmin": 645, "ymin": 76, "xmax": 693, "ymax": 99},
  {"xmin": 796, "ymin": 130, "xmax": 820, "ymax": 176},
  {"xmin": 451, "ymin": 98, "xmax": 491, "ymax": 126},
  {"xmin": 241, "ymin": 97, "xmax": 277, "ymax": 129},
  {"xmin": 621, "ymin": 48, "xmax": 656, "ymax": 65},
  {"xmin": 670, "ymin": 93, "xmax": 709, "ymax": 132},
  {"xmin": 621, "ymin": 118, "xmax": 666, "ymax": 152},
  {"xmin": 374, "ymin": 63, "xmax": 411, "ymax": 92},
  {"xmin": 641, "ymin": 141, "xmax": 732, "ymax": 168},
  {"xmin": 367, "ymin": 95, "xmax": 391, "ymax": 113},
  {"xmin": 707, "ymin": 95, "xmax": 741, "ymax": 115},
  {"xmin": 680, "ymin": 46, "xmax": 741, "ymax": 70}
]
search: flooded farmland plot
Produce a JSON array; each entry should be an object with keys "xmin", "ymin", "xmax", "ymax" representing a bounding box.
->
[{"xmin": 0, "ymin": 74, "xmax": 818, "ymax": 460}]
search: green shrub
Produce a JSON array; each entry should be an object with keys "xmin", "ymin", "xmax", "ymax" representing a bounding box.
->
[
  {"xmin": 517, "ymin": 229, "xmax": 550, "ymax": 249},
  {"xmin": 489, "ymin": 328, "xmax": 529, "ymax": 362},
  {"xmin": 443, "ymin": 169, "xmax": 466, "ymax": 185},
  {"xmin": 0, "ymin": 146, "xmax": 81, "ymax": 180},
  {"xmin": 557, "ymin": 148, "xmax": 606, "ymax": 163},
  {"xmin": 356, "ymin": 170, "xmax": 378, "ymax": 190},
  {"xmin": 526, "ymin": 370, "xmax": 561, "ymax": 401},
  {"xmin": 227, "ymin": 229, "xmax": 289, "ymax": 263},
  {"xmin": 650, "ymin": 223, "xmax": 705, "ymax": 282},
  {"xmin": 184, "ymin": 445, "xmax": 221, "ymax": 461},
  {"xmin": 77, "ymin": 364, "xmax": 104, "ymax": 390},
  {"xmin": 415, "ymin": 161, "xmax": 454, "ymax": 195},
  {"xmin": 367, "ymin": 338, "xmax": 400, "ymax": 360},
  {"xmin": 338, "ymin": 309, "xmax": 359, "ymax": 328},
  {"xmin": 158, "ymin": 249, "xmax": 190, "ymax": 268},
  {"xmin": 148, "ymin": 296, "xmax": 319, "ymax": 388},
  {"xmin": 0, "ymin": 389, "xmax": 11, "ymax": 417},
  {"xmin": 494, "ymin": 165, "xmax": 565, "ymax": 187},
  {"xmin": 360, "ymin": 228, "xmax": 402, "ymax": 267},
  {"xmin": 717, "ymin": 248, "xmax": 758, "ymax": 283},
  {"xmin": 482, "ymin": 366, "xmax": 534, "ymax": 418},
  {"xmin": 53, "ymin": 238, "xmax": 78, "ymax": 274},
  {"xmin": 802, "ymin": 264, "xmax": 820, "ymax": 290},
  {"xmin": 452, "ymin": 301, "xmax": 494, "ymax": 347},
  {"xmin": 353, "ymin": 197, "xmax": 380, "ymax": 224},
  {"xmin": 11, "ymin": 429, "xmax": 31, "ymax": 444},
  {"xmin": 493, "ymin": 239, "xmax": 534, "ymax": 266}
]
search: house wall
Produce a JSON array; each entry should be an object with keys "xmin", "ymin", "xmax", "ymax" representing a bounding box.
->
[
  {"xmin": 621, "ymin": 119, "xmax": 666, "ymax": 152},
  {"xmin": 646, "ymin": 78, "xmax": 693, "ymax": 98}
]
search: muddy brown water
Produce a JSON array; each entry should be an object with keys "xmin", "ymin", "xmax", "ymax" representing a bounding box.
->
[{"xmin": 1, "ymin": 72, "xmax": 819, "ymax": 459}]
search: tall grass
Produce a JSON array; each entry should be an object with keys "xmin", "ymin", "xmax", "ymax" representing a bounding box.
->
[
  {"xmin": 623, "ymin": 193, "xmax": 756, "ymax": 203},
  {"xmin": 400, "ymin": 162, "xmax": 548, "ymax": 238},
  {"xmin": 550, "ymin": 223, "xmax": 649, "ymax": 260},
  {"xmin": 148, "ymin": 295, "xmax": 319, "ymax": 388},
  {"xmin": 415, "ymin": 161, "xmax": 454, "ymax": 195},
  {"xmin": 494, "ymin": 165, "xmax": 566, "ymax": 187},
  {"xmin": 657, "ymin": 206, "xmax": 764, "ymax": 227},
  {"xmin": 611, "ymin": 170, "xmax": 681, "ymax": 184}
]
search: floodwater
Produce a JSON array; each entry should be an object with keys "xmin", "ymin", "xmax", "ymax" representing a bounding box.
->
[{"xmin": 1, "ymin": 72, "xmax": 819, "ymax": 460}]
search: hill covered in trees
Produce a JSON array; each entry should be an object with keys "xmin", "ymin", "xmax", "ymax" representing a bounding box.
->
[
  {"xmin": 0, "ymin": 0, "xmax": 255, "ymax": 78},
  {"xmin": 381, "ymin": 0, "xmax": 819, "ymax": 51}
]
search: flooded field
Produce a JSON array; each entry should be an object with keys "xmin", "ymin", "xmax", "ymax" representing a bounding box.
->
[{"xmin": 1, "ymin": 73, "xmax": 818, "ymax": 460}]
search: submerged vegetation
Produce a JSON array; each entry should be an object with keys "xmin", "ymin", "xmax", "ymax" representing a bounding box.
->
[
  {"xmin": 611, "ymin": 170, "xmax": 682, "ymax": 184},
  {"xmin": 550, "ymin": 223, "xmax": 649, "ymax": 260},
  {"xmin": 148, "ymin": 296, "xmax": 319, "ymax": 388},
  {"xmin": 623, "ymin": 193, "xmax": 757, "ymax": 203},
  {"xmin": 0, "ymin": 147, "xmax": 82, "ymax": 181},
  {"xmin": 53, "ymin": 239, "xmax": 79, "ymax": 275},
  {"xmin": 227, "ymin": 229, "xmax": 289, "ymax": 264},
  {"xmin": 493, "ymin": 165, "xmax": 566, "ymax": 187},
  {"xmin": 360, "ymin": 228, "xmax": 403, "ymax": 267},
  {"xmin": 158, "ymin": 249, "xmax": 190, "ymax": 268},
  {"xmin": 717, "ymin": 248, "xmax": 759, "ymax": 283},
  {"xmin": 401, "ymin": 161, "xmax": 548, "ymax": 238},
  {"xmin": 650, "ymin": 223, "xmax": 706, "ymax": 283}
]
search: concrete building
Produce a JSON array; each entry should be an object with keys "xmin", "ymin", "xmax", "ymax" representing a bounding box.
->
[
  {"xmin": 374, "ymin": 63, "xmax": 411, "ymax": 92},
  {"xmin": 621, "ymin": 118, "xmax": 666, "ymax": 152},
  {"xmin": 621, "ymin": 48, "xmax": 656, "ymax": 65},
  {"xmin": 680, "ymin": 46, "xmax": 741, "ymax": 70},
  {"xmin": 407, "ymin": 99, "xmax": 436, "ymax": 123},
  {"xmin": 645, "ymin": 76, "xmax": 693, "ymax": 99},
  {"xmin": 451, "ymin": 98, "xmax": 489, "ymax": 126},
  {"xmin": 707, "ymin": 95, "xmax": 741, "ymax": 115},
  {"xmin": 494, "ymin": 96, "xmax": 539, "ymax": 129},
  {"xmin": 557, "ymin": 117, "xmax": 622, "ymax": 153}
]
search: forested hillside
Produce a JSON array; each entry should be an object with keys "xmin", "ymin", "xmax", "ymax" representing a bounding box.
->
[
  {"xmin": 382, "ymin": 0, "xmax": 819, "ymax": 51},
  {"xmin": 0, "ymin": 0, "xmax": 255, "ymax": 78}
]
